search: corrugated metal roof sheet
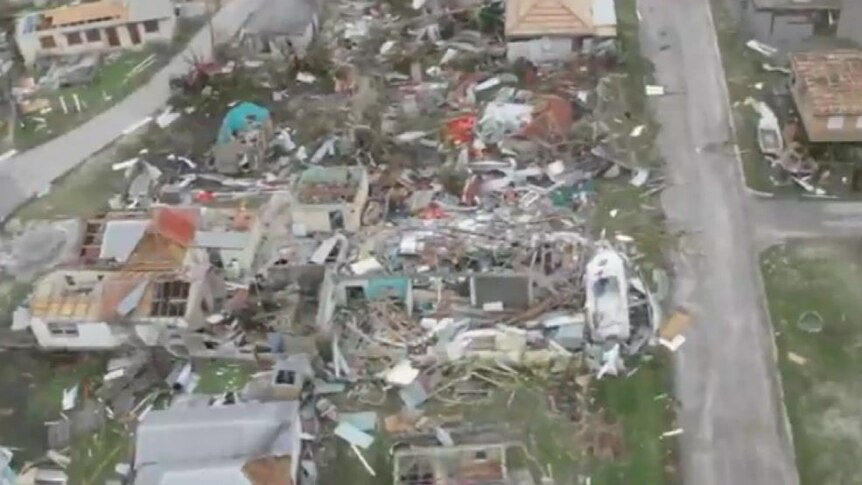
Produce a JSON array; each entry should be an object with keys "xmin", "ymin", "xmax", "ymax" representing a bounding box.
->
[
  {"xmin": 135, "ymin": 401, "xmax": 299, "ymax": 467},
  {"xmin": 100, "ymin": 220, "xmax": 149, "ymax": 262}
]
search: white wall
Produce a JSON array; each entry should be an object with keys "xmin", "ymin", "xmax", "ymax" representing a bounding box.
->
[
  {"xmin": 31, "ymin": 317, "xmax": 122, "ymax": 349},
  {"xmin": 17, "ymin": 16, "xmax": 176, "ymax": 65},
  {"xmin": 506, "ymin": 37, "xmax": 573, "ymax": 63}
]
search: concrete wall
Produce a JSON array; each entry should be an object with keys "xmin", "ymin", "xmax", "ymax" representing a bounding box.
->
[
  {"xmin": 506, "ymin": 37, "xmax": 573, "ymax": 63},
  {"xmin": 292, "ymin": 192, "xmax": 367, "ymax": 233},
  {"xmin": 31, "ymin": 317, "xmax": 122, "ymax": 349},
  {"xmin": 17, "ymin": 15, "xmax": 176, "ymax": 65},
  {"xmin": 838, "ymin": 0, "xmax": 862, "ymax": 45}
]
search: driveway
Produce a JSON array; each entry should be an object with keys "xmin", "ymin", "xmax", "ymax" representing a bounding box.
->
[
  {"xmin": 640, "ymin": 0, "xmax": 800, "ymax": 483},
  {"xmin": 0, "ymin": 0, "xmax": 266, "ymax": 220}
]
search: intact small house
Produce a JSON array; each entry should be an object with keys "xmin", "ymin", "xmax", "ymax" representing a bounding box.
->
[
  {"xmin": 292, "ymin": 166, "xmax": 369, "ymax": 233},
  {"xmin": 789, "ymin": 50, "xmax": 862, "ymax": 143},
  {"xmin": 213, "ymin": 102, "xmax": 274, "ymax": 175},
  {"xmin": 242, "ymin": 0, "xmax": 320, "ymax": 59},
  {"xmin": 15, "ymin": 0, "xmax": 177, "ymax": 66},
  {"xmin": 504, "ymin": 0, "xmax": 617, "ymax": 63}
]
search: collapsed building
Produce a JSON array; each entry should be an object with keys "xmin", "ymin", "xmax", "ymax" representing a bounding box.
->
[{"xmin": 0, "ymin": 0, "xmax": 673, "ymax": 480}]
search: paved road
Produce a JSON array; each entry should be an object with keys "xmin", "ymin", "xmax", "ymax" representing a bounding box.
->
[
  {"xmin": 0, "ymin": 0, "xmax": 265, "ymax": 220},
  {"xmin": 640, "ymin": 0, "xmax": 800, "ymax": 483}
]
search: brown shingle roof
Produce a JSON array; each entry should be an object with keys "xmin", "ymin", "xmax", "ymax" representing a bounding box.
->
[
  {"xmin": 505, "ymin": 0, "xmax": 594, "ymax": 37},
  {"xmin": 791, "ymin": 50, "xmax": 862, "ymax": 116}
]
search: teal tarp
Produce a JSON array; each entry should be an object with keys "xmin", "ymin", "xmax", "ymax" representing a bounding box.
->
[
  {"xmin": 217, "ymin": 102, "xmax": 270, "ymax": 144},
  {"xmin": 366, "ymin": 276, "xmax": 409, "ymax": 300}
]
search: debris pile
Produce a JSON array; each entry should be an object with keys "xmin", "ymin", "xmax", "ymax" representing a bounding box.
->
[{"xmin": 0, "ymin": 0, "xmax": 678, "ymax": 481}]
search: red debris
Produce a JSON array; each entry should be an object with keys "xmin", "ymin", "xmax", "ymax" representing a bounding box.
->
[
  {"xmin": 419, "ymin": 202, "xmax": 447, "ymax": 219},
  {"xmin": 194, "ymin": 190, "xmax": 215, "ymax": 203},
  {"xmin": 445, "ymin": 114, "xmax": 476, "ymax": 145},
  {"xmin": 153, "ymin": 207, "xmax": 198, "ymax": 246},
  {"xmin": 522, "ymin": 95, "xmax": 573, "ymax": 140}
]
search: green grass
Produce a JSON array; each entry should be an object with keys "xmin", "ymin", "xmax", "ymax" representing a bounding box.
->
[
  {"xmin": 15, "ymin": 17, "xmax": 206, "ymax": 151},
  {"xmin": 708, "ymin": 0, "xmax": 789, "ymax": 195},
  {"xmin": 761, "ymin": 240, "xmax": 862, "ymax": 485},
  {"xmin": 68, "ymin": 420, "xmax": 131, "ymax": 485},
  {"xmin": 194, "ymin": 360, "xmax": 256, "ymax": 394},
  {"xmin": 583, "ymin": 1, "xmax": 678, "ymax": 483},
  {"xmin": 11, "ymin": 143, "xmax": 128, "ymax": 221},
  {"xmin": 592, "ymin": 356, "xmax": 677, "ymax": 484}
]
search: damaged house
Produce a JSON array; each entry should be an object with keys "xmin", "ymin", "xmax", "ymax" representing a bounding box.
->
[
  {"xmin": 134, "ymin": 401, "xmax": 308, "ymax": 485},
  {"xmin": 789, "ymin": 50, "xmax": 862, "ymax": 143},
  {"xmin": 504, "ymin": 0, "xmax": 617, "ymax": 63},
  {"xmin": 27, "ymin": 269, "xmax": 210, "ymax": 350},
  {"xmin": 213, "ymin": 102, "xmax": 274, "ymax": 175},
  {"xmin": 15, "ymin": 0, "xmax": 177, "ymax": 66},
  {"xmin": 241, "ymin": 0, "xmax": 320, "ymax": 59},
  {"xmin": 25, "ymin": 207, "xmax": 222, "ymax": 351},
  {"xmin": 291, "ymin": 166, "xmax": 369, "ymax": 233}
]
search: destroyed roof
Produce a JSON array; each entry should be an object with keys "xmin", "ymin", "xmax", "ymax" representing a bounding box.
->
[
  {"xmin": 153, "ymin": 207, "xmax": 198, "ymax": 247},
  {"xmin": 29, "ymin": 270, "xmax": 193, "ymax": 321},
  {"xmin": 296, "ymin": 166, "xmax": 364, "ymax": 204},
  {"xmin": 505, "ymin": 0, "xmax": 594, "ymax": 37},
  {"xmin": 751, "ymin": 0, "xmax": 840, "ymax": 10},
  {"xmin": 791, "ymin": 50, "xmax": 862, "ymax": 116},
  {"xmin": 244, "ymin": 0, "xmax": 318, "ymax": 35},
  {"xmin": 217, "ymin": 102, "xmax": 271, "ymax": 144},
  {"xmin": 135, "ymin": 401, "xmax": 299, "ymax": 468}
]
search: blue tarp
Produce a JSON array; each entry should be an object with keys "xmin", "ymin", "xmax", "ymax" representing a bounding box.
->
[{"xmin": 217, "ymin": 102, "xmax": 270, "ymax": 144}]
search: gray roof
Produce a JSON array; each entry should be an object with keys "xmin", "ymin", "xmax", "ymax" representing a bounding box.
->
[
  {"xmin": 126, "ymin": 0, "xmax": 175, "ymax": 22},
  {"xmin": 244, "ymin": 0, "xmax": 318, "ymax": 36},
  {"xmin": 134, "ymin": 401, "xmax": 299, "ymax": 468}
]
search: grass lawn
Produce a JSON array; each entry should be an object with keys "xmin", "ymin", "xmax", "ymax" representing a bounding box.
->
[
  {"xmin": 14, "ymin": 17, "xmax": 206, "ymax": 151},
  {"xmin": 761, "ymin": 240, "xmax": 862, "ymax": 485},
  {"xmin": 194, "ymin": 360, "xmax": 256, "ymax": 394}
]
